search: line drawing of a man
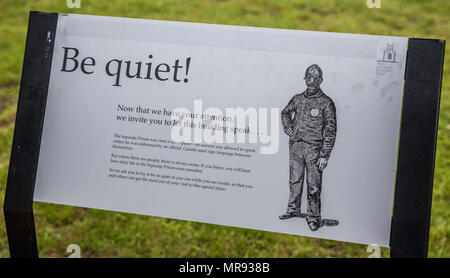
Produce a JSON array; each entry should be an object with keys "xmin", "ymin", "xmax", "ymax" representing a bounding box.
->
[{"xmin": 279, "ymin": 64, "xmax": 337, "ymax": 231}]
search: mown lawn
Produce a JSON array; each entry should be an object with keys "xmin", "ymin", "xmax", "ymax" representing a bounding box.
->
[{"xmin": 0, "ymin": 0, "xmax": 448, "ymax": 257}]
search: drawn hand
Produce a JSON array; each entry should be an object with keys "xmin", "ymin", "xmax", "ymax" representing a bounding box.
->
[
  {"xmin": 285, "ymin": 128, "xmax": 294, "ymax": 137},
  {"xmin": 317, "ymin": 158, "xmax": 328, "ymax": 171}
]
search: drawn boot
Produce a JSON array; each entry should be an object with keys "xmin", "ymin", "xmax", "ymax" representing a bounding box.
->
[
  {"xmin": 321, "ymin": 219, "xmax": 339, "ymax": 226},
  {"xmin": 279, "ymin": 211, "xmax": 298, "ymax": 220},
  {"xmin": 307, "ymin": 219, "xmax": 322, "ymax": 231}
]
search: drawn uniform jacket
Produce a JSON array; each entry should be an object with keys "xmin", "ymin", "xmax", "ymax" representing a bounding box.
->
[{"xmin": 281, "ymin": 89, "xmax": 337, "ymax": 159}]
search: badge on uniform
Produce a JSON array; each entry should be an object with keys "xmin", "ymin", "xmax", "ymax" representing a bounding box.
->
[{"xmin": 310, "ymin": 108, "xmax": 319, "ymax": 117}]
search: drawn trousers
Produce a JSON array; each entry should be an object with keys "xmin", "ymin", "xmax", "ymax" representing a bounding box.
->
[{"xmin": 287, "ymin": 140, "xmax": 322, "ymax": 223}]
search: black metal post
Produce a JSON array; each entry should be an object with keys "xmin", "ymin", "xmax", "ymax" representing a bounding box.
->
[
  {"xmin": 390, "ymin": 38, "xmax": 445, "ymax": 258},
  {"xmin": 3, "ymin": 11, "xmax": 58, "ymax": 258}
]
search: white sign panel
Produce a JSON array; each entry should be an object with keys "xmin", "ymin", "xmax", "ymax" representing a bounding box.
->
[{"xmin": 34, "ymin": 14, "xmax": 408, "ymax": 246}]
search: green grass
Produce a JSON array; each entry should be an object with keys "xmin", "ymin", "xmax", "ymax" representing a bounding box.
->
[{"xmin": 0, "ymin": 0, "xmax": 449, "ymax": 258}]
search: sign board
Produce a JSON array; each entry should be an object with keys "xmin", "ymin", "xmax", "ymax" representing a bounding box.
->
[{"xmin": 3, "ymin": 12, "xmax": 445, "ymax": 257}]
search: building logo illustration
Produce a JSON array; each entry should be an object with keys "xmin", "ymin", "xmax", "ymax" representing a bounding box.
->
[
  {"xmin": 379, "ymin": 43, "xmax": 397, "ymax": 63},
  {"xmin": 376, "ymin": 42, "xmax": 400, "ymax": 77}
]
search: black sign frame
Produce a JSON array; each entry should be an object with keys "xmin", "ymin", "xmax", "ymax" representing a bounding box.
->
[{"xmin": 3, "ymin": 11, "xmax": 446, "ymax": 258}]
